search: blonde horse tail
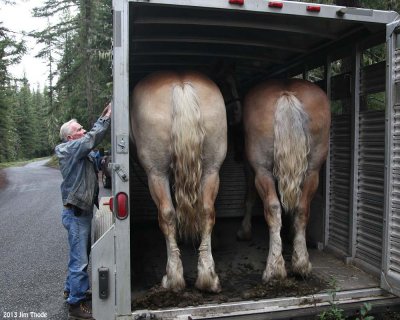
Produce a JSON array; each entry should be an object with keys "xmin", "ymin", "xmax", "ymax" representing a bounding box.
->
[
  {"xmin": 171, "ymin": 83, "xmax": 205, "ymax": 239},
  {"xmin": 273, "ymin": 92, "xmax": 310, "ymax": 212}
]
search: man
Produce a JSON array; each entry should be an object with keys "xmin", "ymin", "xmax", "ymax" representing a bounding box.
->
[{"xmin": 55, "ymin": 103, "xmax": 111, "ymax": 320}]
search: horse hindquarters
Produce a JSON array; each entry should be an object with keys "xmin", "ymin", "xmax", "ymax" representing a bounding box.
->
[
  {"xmin": 132, "ymin": 71, "xmax": 226, "ymax": 293},
  {"xmin": 273, "ymin": 92, "xmax": 314, "ymax": 277},
  {"xmin": 242, "ymin": 80, "xmax": 330, "ymax": 282}
]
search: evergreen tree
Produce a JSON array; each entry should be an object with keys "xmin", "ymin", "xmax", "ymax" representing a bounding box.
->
[
  {"xmin": 0, "ymin": 20, "xmax": 25, "ymax": 162},
  {"xmin": 32, "ymin": 0, "xmax": 112, "ymax": 135},
  {"xmin": 14, "ymin": 76, "xmax": 36, "ymax": 159},
  {"xmin": 31, "ymin": 86, "xmax": 51, "ymax": 157}
]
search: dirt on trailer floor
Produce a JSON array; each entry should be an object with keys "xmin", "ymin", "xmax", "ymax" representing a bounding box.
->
[
  {"xmin": 132, "ymin": 273, "xmax": 326, "ymax": 310},
  {"xmin": 130, "ymin": 218, "xmax": 327, "ymax": 311}
]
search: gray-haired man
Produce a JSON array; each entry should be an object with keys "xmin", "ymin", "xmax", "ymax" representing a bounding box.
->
[{"xmin": 55, "ymin": 103, "xmax": 111, "ymax": 319}]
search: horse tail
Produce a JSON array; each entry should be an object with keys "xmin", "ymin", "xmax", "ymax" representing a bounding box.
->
[
  {"xmin": 171, "ymin": 83, "xmax": 205, "ymax": 239},
  {"xmin": 273, "ymin": 92, "xmax": 310, "ymax": 212}
]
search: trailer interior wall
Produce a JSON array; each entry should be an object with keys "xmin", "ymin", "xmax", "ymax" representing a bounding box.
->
[{"xmin": 93, "ymin": 1, "xmax": 400, "ymax": 319}]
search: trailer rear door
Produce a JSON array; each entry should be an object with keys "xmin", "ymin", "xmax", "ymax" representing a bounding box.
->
[{"xmin": 382, "ymin": 26, "xmax": 400, "ymax": 297}]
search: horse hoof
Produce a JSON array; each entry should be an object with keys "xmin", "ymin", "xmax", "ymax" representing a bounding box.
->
[
  {"xmin": 292, "ymin": 260, "xmax": 312, "ymax": 277},
  {"xmin": 162, "ymin": 275, "xmax": 185, "ymax": 292},
  {"xmin": 262, "ymin": 267, "xmax": 287, "ymax": 283},
  {"xmin": 262, "ymin": 258, "xmax": 287, "ymax": 283},
  {"xmin": 195, "ymin": 275, "xmax": 221, "ymax": 293},
  {"xmin": 236, "ymin": 228, "xmax": 252, "ymax": 241}
]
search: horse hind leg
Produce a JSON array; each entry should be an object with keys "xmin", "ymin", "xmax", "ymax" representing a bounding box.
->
[
  {"xmin": 148, "ymin": 173, "xmax": 185, "ymax": 292},
  {"xmin": 255, "ymin": 170, "xmax": 287, "ymax": 282},
  {"xmin": 292, "ymin": 170, "xmax": 319, "ymax": 277},
  {"xmin": 195, "ymin": 171, "xmax": 221, "ymax": 293}
]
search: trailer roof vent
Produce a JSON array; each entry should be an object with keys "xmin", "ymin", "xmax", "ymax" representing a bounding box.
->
[
  {"xmin": 229, "ymin": 0, "xmax": 244, "ymax": 5},
  {"xmin": 115, "ymin": 192, "xmax": 129, "ymax": 220},
  {"xmin": 268, "ymin": 1, "xmax": 283, "ymax": 9},
  {"xmin": 307, "ymin": 5, "xmax": 321, "ymax": 12}
]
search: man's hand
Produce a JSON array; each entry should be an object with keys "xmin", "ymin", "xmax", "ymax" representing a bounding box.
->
[{"xmin": 101, "ymin": 102, "xmax": 112, "ymax": 118}]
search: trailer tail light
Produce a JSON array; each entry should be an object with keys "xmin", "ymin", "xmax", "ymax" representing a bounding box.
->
[
  {"xmin": 268, "ymin": 1, "xmax": 283, "ymax": 8},
  {"xmin": 307, "ymin": 5, "xmax": 321, "ymax": 12},
  {"xmin": 115, "ymin": 192, "xmax": 129, "ymax": 220},
  {"xmin": 229, "ymin": 0, "xmax": 244, "ymax": 5}
]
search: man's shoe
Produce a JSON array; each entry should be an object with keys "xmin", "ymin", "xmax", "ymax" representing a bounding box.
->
[
  {"xmin": 64, "ymin": 290, "xmax": 92, "ymax": 301},
  {"xmin": 68, "ymin": 301, "xmax": 94, "ymax": 320}
]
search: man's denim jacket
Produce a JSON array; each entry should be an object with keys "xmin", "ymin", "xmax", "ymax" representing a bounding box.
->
[{"xmin": 55, "ymin": 116, "xmax": 111, "ymax": 212}]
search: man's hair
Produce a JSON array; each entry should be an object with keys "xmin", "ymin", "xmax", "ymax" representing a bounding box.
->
[{"xmin": 60, "ymin": 119, "xmax": 78, "ymax": 142}]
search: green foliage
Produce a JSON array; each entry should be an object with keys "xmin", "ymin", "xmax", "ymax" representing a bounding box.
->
[
  {"xmin": 355, "ymin": 303, "xmax": 374, "ymax": 320},
  {"xmin": 0, "ymin": 19, "xmax": 26, "ymax": 162},
  {"xmin": 318, "ymin": 278, "xmax": 346, "ymax": 320},
  {"xmin": 318, "ymin": 306, "xmax": 346, "ymax": 320},
  {"xmin": 31, "ymin": 0, "xmax": 112, "ymax": 133},
  {"xmin": 0, "ymin": 23, "xmax": 53, "ymax": 163},
  {"xmin": 317, "ymin": 279, "xmax": 375, "ymax": 320}
]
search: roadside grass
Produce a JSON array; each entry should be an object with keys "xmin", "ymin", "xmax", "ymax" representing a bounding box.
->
[
  {"xmin": 46, "ymin": 155, "xmax": 59, "ymax": 169},
  {"xmin": 0, "ymin": 156, "xmax": 52, "ymax": 169}
]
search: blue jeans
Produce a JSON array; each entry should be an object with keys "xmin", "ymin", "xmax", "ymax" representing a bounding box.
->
[{"xmin": 62, "ymin": 207, "xmax": 92, "ymax": 305}]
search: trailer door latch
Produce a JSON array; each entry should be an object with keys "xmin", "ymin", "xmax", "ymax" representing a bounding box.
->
[
  {"xmin": 116, "ymin": 134, "xmax": 128, "ymax": 154},
  {"xmin": 109, "ymin": 163, "xmax": 128, "ymax": 182},
  {"xmin": 98, "ymin": 267, "xmax": 109, "ymax": 299}
]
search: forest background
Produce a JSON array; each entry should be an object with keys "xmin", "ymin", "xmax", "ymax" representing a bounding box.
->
[{"xmin": 0, "ymin": 0, "xmax": 399, "ymax": 163}]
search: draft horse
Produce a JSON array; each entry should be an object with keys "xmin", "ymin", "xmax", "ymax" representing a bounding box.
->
[
  {"xmin": 237, "ymin": 79, "xmax": 330, "ymax": 282},
  {"xmin": 130, "ymin": 71, "xmax": 227, "ymax": 292}
]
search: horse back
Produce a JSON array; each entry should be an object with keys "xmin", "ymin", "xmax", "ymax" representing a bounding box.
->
[
  {"xmin": 245, "ymin": 79, "xmax": 329, "ymax": 129},
  {"xmin": 244, "ymin": 79, "xmax": 330, "ymax": 171},
  {"xmin": 130, "ymin": 71, "xmax": 227, "ymax": 172},
  {"xmin": 131, "ymin": 70, "xmax": 226, "ymax": 129}
]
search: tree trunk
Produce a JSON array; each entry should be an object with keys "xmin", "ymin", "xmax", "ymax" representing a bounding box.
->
[{"xmin": 82, "ymin": 0, "xmax": 94, "ymax": 126}]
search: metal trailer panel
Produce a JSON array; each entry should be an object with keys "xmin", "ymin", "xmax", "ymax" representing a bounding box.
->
[
  {"xmin": 326, "ymin": 38, "xmax": 388, "ymax": 275},
  {"xmin": 328, "ymin": 115, "xmax": 351, "ymax": 254},
  {"xmin": 382, "ymin": 28, "xmax": 400, "ymax": 297},
  {"xmin": 351, "ymin": 46, "xmax": 386, "ymax": 273},
  {"xmin": 356, "ymin": 111, "xmax": 385, "ymax": 273},
  {"xmin": 99, "ymin": 1, "xmax": 132, "ymax": 319},
  {"xmin": 131, "ymin": 288, "xmax": 399, "ymax": 320},
  {"xmin": 92, "ymin": 225, "xmax": 116, "ymax": 320},
  {"xmin": 129, "ymin": 0, "xmax": 399, "ymax": 25},
  {"xmin": 349, "ymin": 45, "xmax": 361, "ymax": 262}
]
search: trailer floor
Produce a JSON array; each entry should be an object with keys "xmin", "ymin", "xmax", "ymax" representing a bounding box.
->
[{"xmin": 130, "ymin": 217, "xmax": 378, "ymax": 310}]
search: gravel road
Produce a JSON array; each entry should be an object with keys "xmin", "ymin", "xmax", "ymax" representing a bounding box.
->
[{"xmin": 0, "ymin": 159, "xmax": 110, "ymax": 320}]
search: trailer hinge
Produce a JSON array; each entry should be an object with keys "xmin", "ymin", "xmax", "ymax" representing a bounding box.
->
[
  {"xmin": 98, "ymin": 267, "xmax": 109, "ymax": 299},
  {"xmin": 109, "ymin": 163, "xmax": 128, "ymax": 182}
]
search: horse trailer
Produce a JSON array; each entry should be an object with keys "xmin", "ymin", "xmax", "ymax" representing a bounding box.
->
[{"xmin": 92, "ymin": 1, "xmax": 400, "ymax": 319}]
